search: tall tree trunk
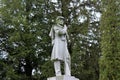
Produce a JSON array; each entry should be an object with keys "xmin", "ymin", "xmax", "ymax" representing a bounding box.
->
[{"xmin": 25, "ymin": 57, "xmax": 33, "ymax": 78}]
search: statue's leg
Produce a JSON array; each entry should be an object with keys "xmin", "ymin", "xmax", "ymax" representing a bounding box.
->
[
  {"xmin": 64, "ymin": 58, "xmax": 71, "ymax": 76},
  {"xmin": 54, "ymin": 60, "xmax": 62, "ymax": 76}
]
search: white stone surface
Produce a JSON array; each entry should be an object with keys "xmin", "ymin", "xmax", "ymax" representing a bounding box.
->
[
  {"xmin": 49, "ymin": 16, "xmax": 71, "ymax": 76},
  {"xmin": 47, "ymin": 75, "xmax": 79, "ymax": 80}
]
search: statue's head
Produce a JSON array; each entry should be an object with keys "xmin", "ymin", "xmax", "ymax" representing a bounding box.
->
[{"xmin": 56, "ymin": 16, "xmax": 64, "ymax": 25}]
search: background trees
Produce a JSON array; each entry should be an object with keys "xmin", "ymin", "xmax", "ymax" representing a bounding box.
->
[
  {"xmin": 99, "ymin": 0, "xmax": 120, "ymax": 80},
  {"xmin": 0, "ymin": 0, "xmax": 52, "ymax": 79},
  {"xmin": 0, "ymin": 0, "xmax": 120, "ymax": 80}
]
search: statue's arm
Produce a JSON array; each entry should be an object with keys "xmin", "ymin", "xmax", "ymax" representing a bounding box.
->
[{"xmin": 49, "ymin": 26, "xmax": 55, "ymax": 45}]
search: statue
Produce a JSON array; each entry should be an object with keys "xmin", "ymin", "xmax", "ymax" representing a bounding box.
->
[{"xmin": 49, "ymin": 16, "xmax": 71, "ymax": 76}]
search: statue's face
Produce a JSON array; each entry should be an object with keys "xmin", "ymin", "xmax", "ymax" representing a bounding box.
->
[
  {"xmin": 56, "ymin": 16, "xmax": 64, "ymax": 25},
  {"xmin": 57, "ymin": 19, "xmax": 64, "ymax": 25}
]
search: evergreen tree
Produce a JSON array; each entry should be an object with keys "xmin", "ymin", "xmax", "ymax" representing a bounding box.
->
[
  {"xmin": 99, "ymin": 0, "xmax": 120, "ymax": 80},
  {"xmin": 0, "ymin": 0, "xmax": 52, "ymax": 79}
]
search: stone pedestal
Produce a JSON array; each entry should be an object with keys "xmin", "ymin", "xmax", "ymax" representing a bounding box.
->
[{"xmin": 47, "ymin": 75, "xmax": 79, "ymax": 80}]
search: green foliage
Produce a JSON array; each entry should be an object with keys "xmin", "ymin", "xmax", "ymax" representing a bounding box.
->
[
  {"xmin": 68, "ymin": 1, "xmax": 101, "ymax": 80},
  {"xmin": 0, "ymin": 0, "xmax": 51, "ymax": 79},
  {"xmin": 99, "ymin": 0, "xmax": 120, "ymax": 80},
  {"xmin": 41, "ymin": 61, "xmax": 54, "ymax": 78},
  {"xmin": 0, "ymin": 0, "xmax": 101, "ymax": 80}
]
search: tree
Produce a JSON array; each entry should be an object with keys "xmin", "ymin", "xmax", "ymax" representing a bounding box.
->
[
  {"xmin": 99, "ymin": 0, "xmax": 120, "ymax": 80},
  {"xmin": 0, "ymin": 0, "xmax": 52, "ymax": 79}
]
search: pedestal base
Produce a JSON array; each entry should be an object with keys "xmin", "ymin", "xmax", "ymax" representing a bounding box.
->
[{"xmin": 47, "ymin": 75, "xmax": 79, "ymax": 80}]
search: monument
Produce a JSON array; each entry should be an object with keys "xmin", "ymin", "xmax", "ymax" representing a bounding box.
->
[{"xmin": 48, "ymin": 16, "xmax": 79, "ymax": 80}]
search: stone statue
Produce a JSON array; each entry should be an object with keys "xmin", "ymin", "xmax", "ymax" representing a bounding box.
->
[{"xmin": 49, "ymin": 16, "xmax": 71, "ymax": 76}]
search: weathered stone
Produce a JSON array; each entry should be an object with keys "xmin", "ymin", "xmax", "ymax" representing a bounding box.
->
[{"xmin": 47, "ymin": 75, "xmax": 79, "ymax": 80}]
